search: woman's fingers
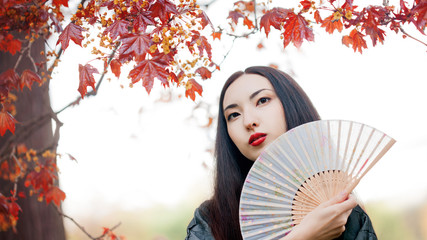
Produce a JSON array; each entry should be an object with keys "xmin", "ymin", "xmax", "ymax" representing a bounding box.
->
[{"xmin": 337, "ymin": 195, "xmax": 358, "ymax": 213}]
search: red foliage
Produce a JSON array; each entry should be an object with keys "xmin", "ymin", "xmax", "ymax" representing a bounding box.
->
[
  {"xmin": 260, "ymin": 8, "xmax": 291, "ymax": 37},
  {"xmin": 20, "ymin": 70, "xmax": 42, "ymax": 90},
  {"xmin": 0, "ymin": 109, "xmax": 17, "ymax": 136},
  {"xmin": 195, "ymin": 67, "xmax": 212, "ymax": 80},
  {"xmin": 342, "ymin": 29, "xmax": 368, "ymax": 53},
  {"xmin": 300, "ymin": 0, "xmax": 313, "ymax": 11},
  {"xmin": 0, "ymin": 34, "xmax": 22, "ymax": 55},
  {"xmin": 45, "ymin": 186, "xmax": 66, "ymax": 207},
  {"xmin": 0, "ymin": 0, "xmax": 426, "ymax": 236},
  {"xmin": 187, "ymin": 31, "xmax": 212, "ymax": 59},
  {"xmin": 118, "ymin": 33, "xmax": 151, "ymax": 61},
  {"xmin": 110, "ymin": 59, "xmax": 121, "ymax": 78},
  {"xmin": 321, "ymin": 14, "xmax": 344, "ymax": 34},
  {"xmin": 282, "ymin": 12, "xmax": 314, "ymax": 48},
  {"xmin": 78, "ymin": 64, "xmax": 99, "ymax": 98},
  {"xmin": 24, "ymin": 156, "xmax": 66, "ymax": 207},
  {"xmin": 128, "ymin": 57, "xmax": 170, "ymax": 93},
  {"xmin": 104, "ymin": 20, "xmax": 131, "ymax": 40},
  {"xmin": 185, "ymin": 79, "xmax": 203, "ymax": 101},
  {"xmin": 0, "ymin": 193, "xmax": 21, "ymax": 232},
  {"xmin": 56, "ymin": 23, "xmax": 85, "ymax": 51},
  {"xmin": 228, "ymin": 10, "xmax": 245, "ymax": 24}
]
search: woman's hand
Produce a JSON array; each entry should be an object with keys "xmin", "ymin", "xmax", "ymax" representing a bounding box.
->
[{"xmin": 285, "ymin": 191, "xmax": 357, "ymax": 240}]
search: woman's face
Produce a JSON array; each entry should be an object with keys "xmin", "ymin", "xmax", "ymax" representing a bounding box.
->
[{"xmin": 223, "ymin": 74, "xmax": 287, "ymax": 161}]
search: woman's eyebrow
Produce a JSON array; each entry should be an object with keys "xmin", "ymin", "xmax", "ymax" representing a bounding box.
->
[
  {"xmin": 224, "ymin": 88, "xmax": 273, "ymax": 112},
  {"xmin": 249, "ymin": 88, "xmax": 272, "ymax": 100},
  {"xmin": 224, "ymin": 103, "xmax": 237, "ymax": 112}
]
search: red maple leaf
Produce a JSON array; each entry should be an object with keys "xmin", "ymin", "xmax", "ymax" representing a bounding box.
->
[
  {"xmin": 0, "ymin": 109, "xmax": 17, "ymax": 136},
  {"xmin": 56, "ymin": 23, "xmax": 85, "ymax": 51},
  {"xmin": 282, "ymin": 13, "xmax": 314, "ymax": 48},
  {"xmin": 25, "ymin": 167, "xmax": 56, "ymax": 192},
  {"xmin": 110, "ymin": 59, "xmax": 121, "ymax": 78},
  {"xmin": 228, "ymin": 10, "xmax": 245, "ymax": 24},
  {"xmin": 300, "ymin": 0, "xmax": 313, "ymax": 11},
  {"xmin": 0, "ymin": 69, "xmax": 20, "ymax": 98},
  {"xmin": 362, "ymin": 23, "xmax": 386, "ymax": 46},
  {"xmin": 187, "ymin": 31, "xmax": 212, "ymax": 60},
  {"xmin": 45, "ymin": 186, "xmax": 66, "ymax": 207},
  {"xmin": 321, "ymin": 14, "xmax": 344, "ymax": 34},
  {"xmin": 185, "ymin": 79, "xmax": 203, "ymax": 101},
  {"xmin": 243, "ymin": 17, "xmax": 255, "ymax": 29},
  {"xmin": 234, "ymin": 1, "xmax": 255, "ymax": 12},
  {"xmin": 0, "ymin": 34, "xmax": 22, "ymax": 55},
  {"xmin": 410, "ymin": 0, "xmax": 427, "ymax": 33},
  {"xmin": 102, "ymin": 227, "xmax": 110, "ymax": 235},
  {"xmin": 149, "ymin": 0, "xmax": 178, "ymax": 23},
  {"xmin": 104, "ymin": 20, "xmax": 130, "ymax": 40},
  {"xmin": 128, "ymin": 58, "xmax": 169, "ymax": 94},
  {"xmin": 342, "ymin": 28, "xmax": 367, "ymax": 53},
  {"xmin": 78, "ymin": 64, "xmax": 99, "ymax": 98},
  {"xmin": 197, "ymin": 10, "xmax": 213, "ymax": 30},
  {"xmin": 260, "ymin": 8, "xmax": 292, "ymax": 37},
  {"xmin": 133, "ymin": 11, "xmax": 156, "ymax": 32},
  {"xmin": 0, "ymin": 194, "xmax": 21, "ymax": 232},
  {"xmin": 358, "ymin": 6, "xmax": 390, "ymax": 46},
  {"xmin": 52, "ymin": 0, "xmax": 68, "ymax": 7},
  {"xmin": 314, "ymin": 10, "xmax": 323, "ymax": 23},
  {"xmin": 118, "ymin": 33, "xmax": 151, "ymax": 61},
  {"xmin": 195, "ymin": 67, "xmax": 212, "ymax": 80},
  {"xmin": 20, "ymin": 69, "xmax": 42, "ymax": 90},
  {"xmin": 212, "ymin": 32, "xmax": 222, "ymax": 40}
]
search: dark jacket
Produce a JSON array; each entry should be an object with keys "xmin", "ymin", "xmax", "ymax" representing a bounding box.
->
[{"xmin": 186, "ymin": 202, "xmax": 377, "ymax": 240}]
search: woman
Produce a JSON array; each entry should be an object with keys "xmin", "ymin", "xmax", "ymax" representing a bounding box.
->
[{"xmin": 186, "ymin": 66, "xmax": 377, "ymax": 240}]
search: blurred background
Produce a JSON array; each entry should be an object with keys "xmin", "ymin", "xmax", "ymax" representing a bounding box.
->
[{"xmin": 48, "ymin": 0, "xmax": 427, "ymax": 239}]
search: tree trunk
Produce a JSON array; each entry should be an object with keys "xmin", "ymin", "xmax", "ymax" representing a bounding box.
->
[{"xmin": 0, "ymin": 36, "xmax": 65, "ymax": 240}]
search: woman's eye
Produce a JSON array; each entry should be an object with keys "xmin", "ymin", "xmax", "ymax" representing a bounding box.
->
[
  {"xmin": 227, "ymin": 112, "xmax": 240, "ymax": 121},
  {"xmin": 257, "ymin": 97, "xmax": 270, "ymax": 105}
]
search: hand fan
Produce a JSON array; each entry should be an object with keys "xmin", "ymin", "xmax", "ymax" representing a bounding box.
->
[{"xmin": 239, "ymin": 120, "xmax": 395, "ymax": 240}]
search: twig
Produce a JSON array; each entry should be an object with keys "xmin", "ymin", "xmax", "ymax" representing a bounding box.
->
[
  {"xmin": 198, "ymin": 0, "xmax": 219, "ymax": 9},
  {"xmin": 13, "ymin": 41, "xmax": 31, "ymax": 70},
  {"xmin": 399, "ymin": 27, "xmax": 427, "ymax": 47},
  {"xmin": 11, "ymin": 152, "xmax": 24, "ymax": 198},
  {"xmin": 213, "ymin": 36, "xmax": 238, "ymax": 73},
  {"xmin": 25, "ymin": 41, "xmax": 38, "ymax": 72},
  {"xmin": 55, "ymin": 42, "xmax": 120, "ymax": 115},
  {"xmin": 252, "ymin": 0, "xmax": 258, "ymax": 30},
  {"xmin": 0, "ymin": 113, "xmax": 51, "ymax": 159},
  {"xmin": 55, "ymin": 206, "xmax": 122, "ymax": 240}
]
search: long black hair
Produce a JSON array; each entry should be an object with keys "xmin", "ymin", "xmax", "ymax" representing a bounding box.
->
[{"xmin": 204, "ymin": 66, "xmax": 321, "ymax": 239}]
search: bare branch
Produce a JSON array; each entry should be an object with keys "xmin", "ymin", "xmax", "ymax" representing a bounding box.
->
[
  {"xmin": 55, "ymin": 42, "xmax": 120, "ymax": 115},
  {"xmin": 252, "ymin": 0, "xmax": 258, "ymax": 30},
  {"xmin": 13, "ymin": 41, "xmax": 31, "ymax": 70},
  {"xmin": 55, "ymin": 206, "xmax": 121, "ymax": 240},
  {"xmin": 198, "ymin": 0, "xmax": 219, "ymax": 9},
  {"xmin": 399, "ymin": 27, "xmax": 427, "ymax": 47}
]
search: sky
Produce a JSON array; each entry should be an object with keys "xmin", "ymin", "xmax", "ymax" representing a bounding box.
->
[{"xmin": 48, "ymin": 0, "xmax": 427, "ymax": 223}]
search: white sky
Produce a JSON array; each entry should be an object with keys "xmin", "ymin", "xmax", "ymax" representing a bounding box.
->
[{"xmin": 49, "ymin": 0, "xmax": 427, "ymax": 219}]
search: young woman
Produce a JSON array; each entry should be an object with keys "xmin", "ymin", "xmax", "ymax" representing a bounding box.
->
[{"xmin": 186, "ymin": 66, "xmax": 377, "ymax": 240}]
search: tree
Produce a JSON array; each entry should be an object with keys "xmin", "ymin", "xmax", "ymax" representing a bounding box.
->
[{"xmin": 0, "ymin": 0, "xmax": 425, "ymax": 238}]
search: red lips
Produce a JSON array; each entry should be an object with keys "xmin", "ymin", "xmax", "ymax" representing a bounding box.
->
[{"xmin": 249, "ymin": 133, "xmax": 267, "ymax": 146}]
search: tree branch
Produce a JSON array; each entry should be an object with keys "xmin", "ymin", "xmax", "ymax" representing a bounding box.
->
[
  {"xmin": 13, "ymin": 41, "xmax": 31, "ymax": 70},
  {"xmin": 55, "ymin": 42, "xmax": 120, "ymax": 115},
  {"xmin": 399, "ymin": 27, "xmax": 427, "ymax": 47},
  {"xmin": 55, "ymin": 206, "xmax": 121, "ymax": 240}
]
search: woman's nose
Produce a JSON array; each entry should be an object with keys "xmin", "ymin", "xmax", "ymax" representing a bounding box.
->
[{"xmin": 244, "ymin": 113, "xmax": 259, "ymax": 130}]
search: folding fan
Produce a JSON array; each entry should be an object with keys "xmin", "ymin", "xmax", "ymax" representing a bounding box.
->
[{"xmin": 239, "ymin": 120, "xmax": 395, "ymax": 240}]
